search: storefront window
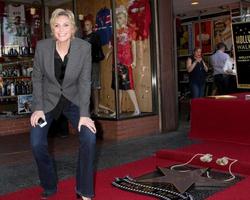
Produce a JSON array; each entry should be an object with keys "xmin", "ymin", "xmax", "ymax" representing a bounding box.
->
[
  {"xmin": 0, "ymin": 0, "xmax": 157, "ymax": 120},
  {"xmin": 0, "ymin": 1, "xmax": 45, "ymax": 116},
  {"xmin": 0, "ymin": 1, "xmax": 74, "ymax": 117},
  {"xmin": 114, "ymin": 0, "xmax": 156, "ymax": 119},
  {"xmin": 77, "ymin": 0, "xmax": 158, "ymax": 119}
]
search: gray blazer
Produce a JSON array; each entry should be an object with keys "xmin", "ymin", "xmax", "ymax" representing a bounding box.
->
[{"xmin": 32, "ymin": 37, "xmax": 92, "ymax": 117}]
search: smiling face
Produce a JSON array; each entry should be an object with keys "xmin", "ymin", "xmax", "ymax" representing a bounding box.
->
[{"xmin": 52, "ymin": 15, "xmax": 74, "ymax": 43}]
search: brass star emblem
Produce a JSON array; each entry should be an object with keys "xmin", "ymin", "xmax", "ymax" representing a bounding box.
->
[{"xmin": 136, "ymin": 166, "xmax": 230, "ymax": 194}]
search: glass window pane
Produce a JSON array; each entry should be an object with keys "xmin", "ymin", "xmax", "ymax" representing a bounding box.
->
[
  {"xmin": 115, "ymin": 0, "xmax": 155, "ymax": 119},
  {"xmin": 77, "ymin": 0, "xmax": 116, "ymax": 119},
  {"xmin": 76, "ymin": 0, "xmax": 157, "ymax": 119}
]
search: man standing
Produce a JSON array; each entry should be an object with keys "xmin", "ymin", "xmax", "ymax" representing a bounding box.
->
[{"xmin": 210, "ymin": 42, "xmax": 230, "ymax": 94}]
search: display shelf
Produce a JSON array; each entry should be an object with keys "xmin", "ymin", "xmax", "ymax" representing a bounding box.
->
[
  {"xmin": 0, "ymin": 95, "xmax": 18, "ymax": 99},
  {"xmin": 2, "ymin": 76, "xmax": 31, "ymax": 79},
  {"xmin": 0, "ymin": 94, "xmax": 32, "ymax": 98},
  {"xmin": 0, "ymin": 114, "xmax": 30, "ymax": 119},
  {"xmin": 0, "ymin": 56, "xmax": 33, "ymax": 65},
  {"xmin": 0, "ymin": 57, "xmax": 33, "ymax": 116}
]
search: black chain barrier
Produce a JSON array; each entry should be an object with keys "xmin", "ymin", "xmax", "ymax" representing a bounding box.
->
[{"xmin": 112, "ymin": 176, "xmax": 194, "ymax": 200}]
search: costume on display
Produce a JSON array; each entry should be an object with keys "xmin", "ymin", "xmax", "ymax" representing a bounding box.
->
[
  {"xmin": 112, "ymin": 26, "xmax": 136, "ymax": 90},
  {"xmin": 7, "ymin": 4, "xmax": 25, "ymax": 22},
  {"xmin": 128, "ymin": 0, "xmax": 151, "ymax": 40},
  {"xmin": 4, "ymin": 4, "xmax": 30, "ymax": 54},
  {"xmin": 109, "ymin": 5, "xmax": 140, "ymax": 115},
  {"xmin": 95, "ymin": 7, "xmax": 112, "ymax": 46},
  {"xmin": 30, "ymin": 14, "xmax": 41, "ymax": 53}
]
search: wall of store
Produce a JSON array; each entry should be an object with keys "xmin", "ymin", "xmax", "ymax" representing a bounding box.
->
[{"xmin": 158, "ymin": 0, "xmax": 178, "ymax": 132}]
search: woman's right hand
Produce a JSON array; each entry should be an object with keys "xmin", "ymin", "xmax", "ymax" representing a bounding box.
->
[{"xmin": 30, "ymin": 110, "xmax": 45, "ymax": 127}]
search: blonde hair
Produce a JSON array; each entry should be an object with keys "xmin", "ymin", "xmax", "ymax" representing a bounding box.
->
[
  {"xmin": 116, "ymin": 5, "xmax": 127, "ymax": 29},
  {"xmin": 50, "ymin": 8, "xmax": 77, "ymax": 38},
  {"xmin": 116, "ymin": 12, "xmax": 127, "ymax": 29}
]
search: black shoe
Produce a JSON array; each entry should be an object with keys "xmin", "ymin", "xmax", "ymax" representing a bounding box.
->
[{"xmin": 40, "ymin": 190, "xmax": 57, "ymax": 199}]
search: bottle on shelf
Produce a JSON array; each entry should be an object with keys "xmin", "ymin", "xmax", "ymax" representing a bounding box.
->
[
  {"xmin": 17, "ymin": 64, "xmax": 22, "ymax": 77},
  {"xmin": 21, "ymin": 65, "xmax": 27, "ymax": 77},
  {"xmin": 10, "ymin": 82, "xmax": 15, "ymax": 96},
  {"xmin": 15, "ymin": 81, "xmax": 21, "ymax": 95},
  {"xmin": 0, "ymin": 76, "xmax": 3, "ymax": 96},
  {"xmin": 6, "ymin": 81, "xmax": 11, "ymax": 96},
  {"xmin": 2, "ymin": 69, "xmax": 6, "ymax": 77},
  {"xmin": 25, "ymin": 81, "xmax": 31, "ymax": 94},
  {"xmin": 0, "ymin": 86, "xmax": 3, "ymax": 96},
  {"xmin": 21, "ymin": 81, "xmax": 27, "ymax": 94}
]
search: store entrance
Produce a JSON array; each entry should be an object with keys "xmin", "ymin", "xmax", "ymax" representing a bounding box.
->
[{"xmin": 175, "ymin": 1, "xmax": 250, "ymax": 122}]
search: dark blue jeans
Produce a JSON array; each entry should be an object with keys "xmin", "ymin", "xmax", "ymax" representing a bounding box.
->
[
  {"xmin": 30, "ymin": 103, "xmax": 96, "ymax": 198},
  {"xmin": 214, "ymin": 74, "xmax": 227, "ymax": 95},
  {"xmin": 190, "ymin": 82, "xmax": 205, "ymax": 98}
]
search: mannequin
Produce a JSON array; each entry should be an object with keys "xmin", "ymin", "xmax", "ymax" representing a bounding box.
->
[
  {"xmin": 109, "ymin": 7, "xmax": 140, "ymax": 116},
  {"xmin": 82, "ymin": 17, "xmax": 104, "ymax": 116}
]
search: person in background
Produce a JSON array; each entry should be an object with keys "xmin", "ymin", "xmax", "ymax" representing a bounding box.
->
[
  {"xmin": 82, "ymin": 15, "xmax": 104, "ymax": 116},
  {"xmin": 30, "ymin": 9, "xmax": 96, "ymax": 200},
  {"xmin": 210, "ymin": 42, "xmax": 230, "ymax": 95},
  {"xmin": 223, "ymin": 47, "xmax": 237, "ymax": 94},
  {"xmin": 186, "ymin": 47, "xmax": 208, "ymax": 98}
]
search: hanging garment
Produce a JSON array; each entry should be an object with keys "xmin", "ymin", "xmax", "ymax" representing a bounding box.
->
[
  {"xmin": 95, "ymin": 7, "xmax": 113, "ymax": 46},
  {"xmin": 128, "ymin": 0, "xmax": 151, "ymax": 40}
]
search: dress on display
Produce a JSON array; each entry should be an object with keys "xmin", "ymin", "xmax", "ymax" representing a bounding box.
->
[
  {"xmin": 128, "ymin": 0, "xmax": 151, "ymax": 40},
  {"xmin": 112, "ymin": 27, "xmax": 136, "ymax": 90}
]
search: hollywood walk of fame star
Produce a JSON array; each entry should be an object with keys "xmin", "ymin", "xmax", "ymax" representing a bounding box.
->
[{"xmin": 135, "ymin": 166, "xmax": 230, "ymax": 194}]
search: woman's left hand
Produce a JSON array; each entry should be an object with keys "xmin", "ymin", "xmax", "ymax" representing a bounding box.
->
[{"xmin": 78, "ymin": 117, "xmax": 96, "ymax": 133}]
